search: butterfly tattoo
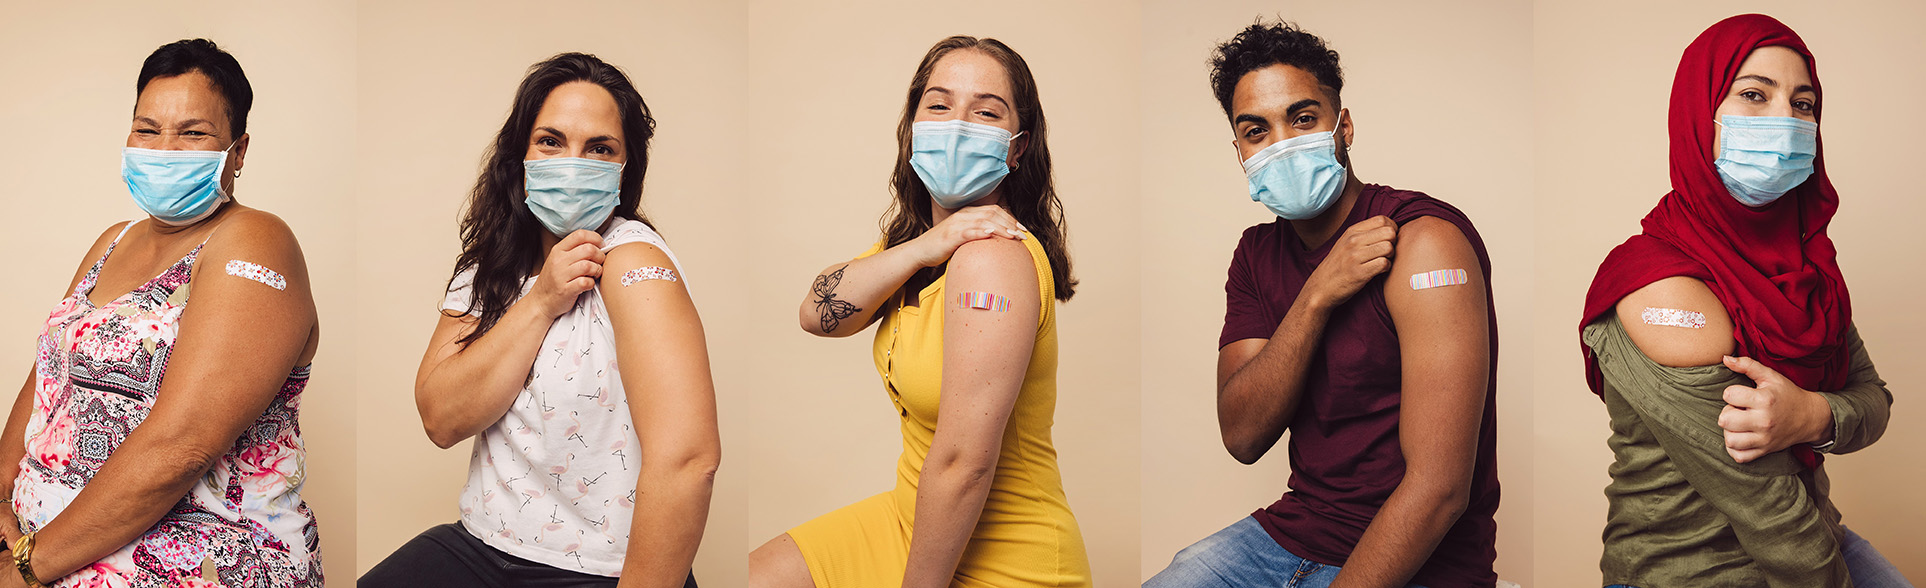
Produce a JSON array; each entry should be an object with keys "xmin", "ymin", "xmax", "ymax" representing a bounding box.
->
[{"xmin": 813, "ymin": 264, "xmax": 863, "ymax": 332}]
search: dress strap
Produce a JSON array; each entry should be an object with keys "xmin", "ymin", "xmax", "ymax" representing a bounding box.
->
[{"xmin": 75, "ymin": 221, "xmax": 138, "ymax": 297}]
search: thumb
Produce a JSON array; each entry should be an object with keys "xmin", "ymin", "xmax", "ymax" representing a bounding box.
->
[{"xmin": 1721, "ymin": 355, "xmax": 1776, "ymax": 383}]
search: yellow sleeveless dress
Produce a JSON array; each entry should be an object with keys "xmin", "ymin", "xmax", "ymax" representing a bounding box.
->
[{"xmin": 787, "ymin": 235, "xmax": 1091, "ymax": 587}]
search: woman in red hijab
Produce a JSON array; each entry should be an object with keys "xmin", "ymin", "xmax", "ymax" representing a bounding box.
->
[{"xmin": 1579, "ymin": 14, "xmax": 1901, "ymax": 588}]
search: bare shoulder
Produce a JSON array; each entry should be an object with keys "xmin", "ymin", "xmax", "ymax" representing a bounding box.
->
[
  {"xmin": 600, "ymin": 241, "xmax": 687, "ymax": 294},
  {"xmin": 949, "ymin": 238, "xmax": 1038, "ymax": 285},
  {"xmin": 604, "ymin": 241, "xmax": 675, "ymax": 271},
  {"xmin": 1385, "ymin": 216, "xmax": 1484, "ymax": 309},
  {"xmin": 1616, "ymin": 276, "xmax": 1735, "ymax": 367},
  {"xmin": 1393, "ymin": 216, "xmax": 1474, "ymax": 260},
  {"xmin": 202, "ymin": 207, "xmax": 303, "ymax": 264}
]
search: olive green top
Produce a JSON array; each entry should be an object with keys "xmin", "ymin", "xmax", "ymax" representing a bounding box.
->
[{"xmin": 1583, "ymin": 314, "xmax": 1891, "ymax": 588}]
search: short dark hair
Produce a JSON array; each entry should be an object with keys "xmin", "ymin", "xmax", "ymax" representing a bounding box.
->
[
  {"xmin": 1208, "ymin": 20, "xmax": 1343, "ymax": 119},
  {"xmin": 136, "ymin": 38, "xmax": 253, "ymax": 138}
]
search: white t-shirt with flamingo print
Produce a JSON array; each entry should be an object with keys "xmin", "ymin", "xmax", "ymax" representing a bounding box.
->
[{"xmin": 441, "ymin": 217, "xmax": 685, "ymax": 576}]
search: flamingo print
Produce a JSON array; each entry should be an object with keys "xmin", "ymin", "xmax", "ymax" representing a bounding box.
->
[{"xmin": 548, "ymin": 453, "xmax": 575, "ymax": 485}]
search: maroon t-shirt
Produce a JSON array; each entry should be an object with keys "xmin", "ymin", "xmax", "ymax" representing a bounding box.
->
[{"xmin": 1219, "ymin": 184, "xmax": 1500, "ymax": 588}]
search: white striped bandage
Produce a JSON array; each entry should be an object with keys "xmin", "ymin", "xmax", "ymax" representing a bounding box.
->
[
  {"xmin": 1641, "ymin": 307, "xmax": 1707, "ymax": 329},
  {"xmin": 225, "ymin": 260, "xmax": 286, "ymax": 291},
  {"xmin": 619, "ymin": 266, "xmax": 678, "ymax": 286},
  {"xmin": 957, "ymin": 292, "xmax": 1011, "ymax": 312},
  {"xmin": 1409, "ymin": 269, "xmax": 1468, "ymax": 290}
]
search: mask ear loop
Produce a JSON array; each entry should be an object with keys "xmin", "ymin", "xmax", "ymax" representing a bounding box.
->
[{"xmin": 1008, "ymin": 131, "xmax": 1027, "ymax": 172}]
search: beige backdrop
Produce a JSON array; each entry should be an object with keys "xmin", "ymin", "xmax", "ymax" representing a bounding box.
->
[
  {"xmin": 0, "ymin": 2, "xmax": 359, "ymax": 583},
  {"xmin": 737, "ymin": 0, "xmax": 1144, "ymax": 585},
  {"xmin": 351, "ymin": 0, "xmax": 750, "ymax": 583},
  {"xmin": 1533, "ymin": 2, "xmax": 1926, "ymax": 585},
  {"xmin": 1137, "ymin": 0, "xmax": 1537, "ymax": 583}
]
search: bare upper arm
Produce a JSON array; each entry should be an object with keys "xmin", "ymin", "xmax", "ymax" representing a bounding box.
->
[
  {"xmin": 600, "ymin": 242, "xmax": 717, "ymax": 455},
  {"xmin": 935, "ymin": 239, "xmax": 1039, "ymax": 446},
  {"xmin": 1382, "ymin": 217, "xmax": 1489, "ymax": 484},
  {"xmin": 142, "ymin": 209, "xmax": 314, "ymax": 449},
  {"xmin": 1217, "ymin": 338, "xmax": 1266, "ymax": 392},
  {"xmin": 1616, "ymin": 276, "xmax": 1734, "ymax": 368}
]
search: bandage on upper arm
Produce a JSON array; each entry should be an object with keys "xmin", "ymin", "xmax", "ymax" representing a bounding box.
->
[
  {"xmin": 1408, "ymin": 268, "xmax": 1469, "ymax": 290},
  {"xmin": 225, "ymin": 260, "xmax": 286, "ymax": 290},
  {"xmin": 619, "ymin": 266, "xmax": 678, "ymax": 286},
  {"xmin": 956, "ymin": 291, "xmax": 1012, "ymax": 312}
]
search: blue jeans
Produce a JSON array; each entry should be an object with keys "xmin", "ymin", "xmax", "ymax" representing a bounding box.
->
[
  {"xmin": 1606, "ymin": 526, "xmax": 1910, "ymax": 588},
  {"xmin": 1145, "ymin": 516, "xmax": 1429, "ymax": 588}
]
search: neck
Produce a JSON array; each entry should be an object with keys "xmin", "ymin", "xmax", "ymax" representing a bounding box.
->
[{"xmin": 1287, "ymin": 174, "xmax": 1364, "ymax": 250}]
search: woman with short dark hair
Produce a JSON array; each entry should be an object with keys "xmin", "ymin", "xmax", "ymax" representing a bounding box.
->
[{"xmin": 0, "ymin": 38, "xmax": 323, "ymax": 586}]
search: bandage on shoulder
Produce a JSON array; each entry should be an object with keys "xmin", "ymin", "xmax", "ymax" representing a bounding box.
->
[
  {"xmin": 224, "ymin": 260, "xmax": 286, "ymax": 290},
  {"xmin": 619, "ymin": 266, "xmax": 678, "ymax": 286},
  {"xmin": 1409, "ymin": 269, "xmax": 1468, "ymax": 290},
  {"xmin": 957, "ymin": 291, "xmax": 1011, "ymax": 312},
  {"xmin": 1641, "ymin": 307, "xmax": 1706, "ymax": 329}
]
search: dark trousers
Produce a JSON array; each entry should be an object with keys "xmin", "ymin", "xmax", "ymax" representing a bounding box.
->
[{"xmin": 360, "ymin": 523, "xmax": 697, "ymax": 588}]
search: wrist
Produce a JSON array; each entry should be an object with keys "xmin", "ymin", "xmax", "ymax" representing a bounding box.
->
[{"xmin": 1806, "ymin": 391, "xmax": 1837, "ymax": 448}]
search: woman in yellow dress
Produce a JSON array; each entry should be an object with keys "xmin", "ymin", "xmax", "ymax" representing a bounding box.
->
[{"xmin": 748, "ymin": 35, "xmax": 1091, "ymax": 588}]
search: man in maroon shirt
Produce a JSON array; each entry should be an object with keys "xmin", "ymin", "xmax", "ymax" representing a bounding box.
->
[{"xmin": 1145, "ymin": 20, "xmax": 1501, "ymax": 588}]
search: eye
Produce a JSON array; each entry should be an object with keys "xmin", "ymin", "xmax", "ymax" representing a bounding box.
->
[
  {"xmin": 1293, "ymin": 114, "xmax": 1316, "ymax": 127},
  {"xmin": 182, "ymin": 130, "xmax": 208, "ymax": 137},
  {"xmin": 134, "ymin": 129, "xmax": 160, "ymax": 135},
  {"xmin": 589, "ymin": 145, "xmax": 615, "ymax": 155},
  {"xmin": 975, "ymin": 110, "xmax": 1000, "ymax": 119},
  {"xmin": 1242, "ymin": 126, "xmax": 1266, "ymax": 139},
  {"xmin": 1794, "ymin": 99, "xmax": 1816, "ymax": 112},
  {"xmin": 926, "ymin": 103, "xmax": 950, "ymax": 112},
  {"xmin": 537, "ymin": 136, "xmax": 560, "ymax": 148},
  {"xmin": 1739, "ymin": 89, "xmax": 1766, "ymax": 103}
]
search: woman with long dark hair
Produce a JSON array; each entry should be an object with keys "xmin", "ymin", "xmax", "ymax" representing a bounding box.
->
[
  {"xmin": 748, "ymin": 36, "xmax": 1090, "ymax": 588},
  {"xmin": 1579, "ymin": 14, "xmax": 1902, "ymax": 588},
  {"xmin": 0, "ymin": 38, "xmax": 322, "ymax": 586},
  {"xmin": 361, "ymin": 53, "xmax": 718, "ymax": 588}
]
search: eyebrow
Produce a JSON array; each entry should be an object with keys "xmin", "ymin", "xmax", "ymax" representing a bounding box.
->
[
  {"xmin": 534, "ymin": 126, "xmax": 622, "ymax": 146},
  {"xmin": 1230, "ymin": 98, "xmax": 1324, "ymax": 127},
  {"xmin": 1734, "ymin": 74, "xmax": 1818, "ymax": 96},
  {"xmin": 131, "ymin": 116, "xmax": 216, "ymax": 129},
  {"xmin": 924, "ymin": 86, "xmax": 1011, "ymax": 109}
]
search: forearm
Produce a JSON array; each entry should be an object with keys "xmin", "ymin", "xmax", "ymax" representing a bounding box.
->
[
  {"xmin": 799, "ymin": 247, "xmax": 924, "ymax": 337},
  {"xmin": 1218, "ymin": 295, "xmax": 1331, "ymax": 463},
  {"xmin": 26, "ymin": 434, "xmax": 217, "ymax": 580},
  {"xmin": 902, "ymin": 456, "xmax": 998, "ymax": 588},
  {"xmin": 1822, "ymin": 327, "xmax": 1890, "ymax": 454},
  {"xmin": 0, "ymin": 374, "xmax": 34, "ymax": 545},
  {"xmin": 1330, "ymin": 479, "xmax": 1466, "ymax": 588},
  {"xmin": 418, "ymin": 302, "xmax": 553, "ymax": 448},
  {"xmin": 619, "ymin": 450, "xmax": 719, "ymax": 588}
]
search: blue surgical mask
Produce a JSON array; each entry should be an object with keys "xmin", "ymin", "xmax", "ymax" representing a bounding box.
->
[
  {"xmin": 1714, "ymin": 115, "xmax": 1817, "ymax": 207},
  {"xmin": 121, "ymin": 145, "xmax": 234, "ymax": 226},
  {"xmin": 910, "ymin": 120, "xmax": 1024, "ymax": 209},
  {"xmin": 1243, "ymin": 130, "xmax": 1347, "ymax": 220},
  {"xmin": 524, "ymin": 157, "xmax": 624, "ymax": 236}
]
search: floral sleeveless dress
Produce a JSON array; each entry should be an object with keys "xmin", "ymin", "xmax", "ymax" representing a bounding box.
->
[{"xmin": 14, "ymin": 223, "xmax": 320, "ymax": 587}]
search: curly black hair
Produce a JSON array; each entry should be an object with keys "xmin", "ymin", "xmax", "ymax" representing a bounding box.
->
[
  {"xmin": 137, "ymin": 39, "xmax": 252, "ymax": 138},
  {"xmin": 1208, "ymin": 19, "xmax": 1343, "ymax": 119}
]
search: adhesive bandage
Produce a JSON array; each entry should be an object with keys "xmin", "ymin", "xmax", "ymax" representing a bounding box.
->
[
  {"xmin": 1641, "ymin": 307, "xmax": 1707, "ymax": 329},
  {"xmin": 619, "ymin": 266, "xmax": 678, "ymax": 286},
  {"xmin": 1409, "ymin": 269, "xmax": 1468, "ymax": 290},
  {"xmin": 224, "ymin": 260, "xmax": 286, "ymax": 290},
  {"xmin": 957, "ymin": 292, "xmax": 1012, "ymax": 312}
]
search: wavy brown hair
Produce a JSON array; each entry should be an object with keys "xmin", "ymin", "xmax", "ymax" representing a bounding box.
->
[
  {"xmin": 447, "ymin": 53, "xmax": 657, "ymax": 345},
  {"xmin": 883, "ymin": 36, "xmax": 1076, "ymax": 301}
]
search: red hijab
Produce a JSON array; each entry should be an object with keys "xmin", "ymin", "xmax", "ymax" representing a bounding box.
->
[{"xmin": 1580, "ymin": 15, "xmax": 1850, "ymax": 467}]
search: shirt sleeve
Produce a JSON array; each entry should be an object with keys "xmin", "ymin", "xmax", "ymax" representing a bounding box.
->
[
  {"xmin": 441, "ymin": 267, "xmax": 477, "ymax": 314},
  {"xmin": 1820, "ymin": 323, "xmax": 1892, "ymax": 455},
  {"xmin": 1584, "ymin": 314, "xmax": 1850, "ymax": 588},
  {"xmin": 1219, "ymin": 227, "xmax": 1273, "ymax": 348}
]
